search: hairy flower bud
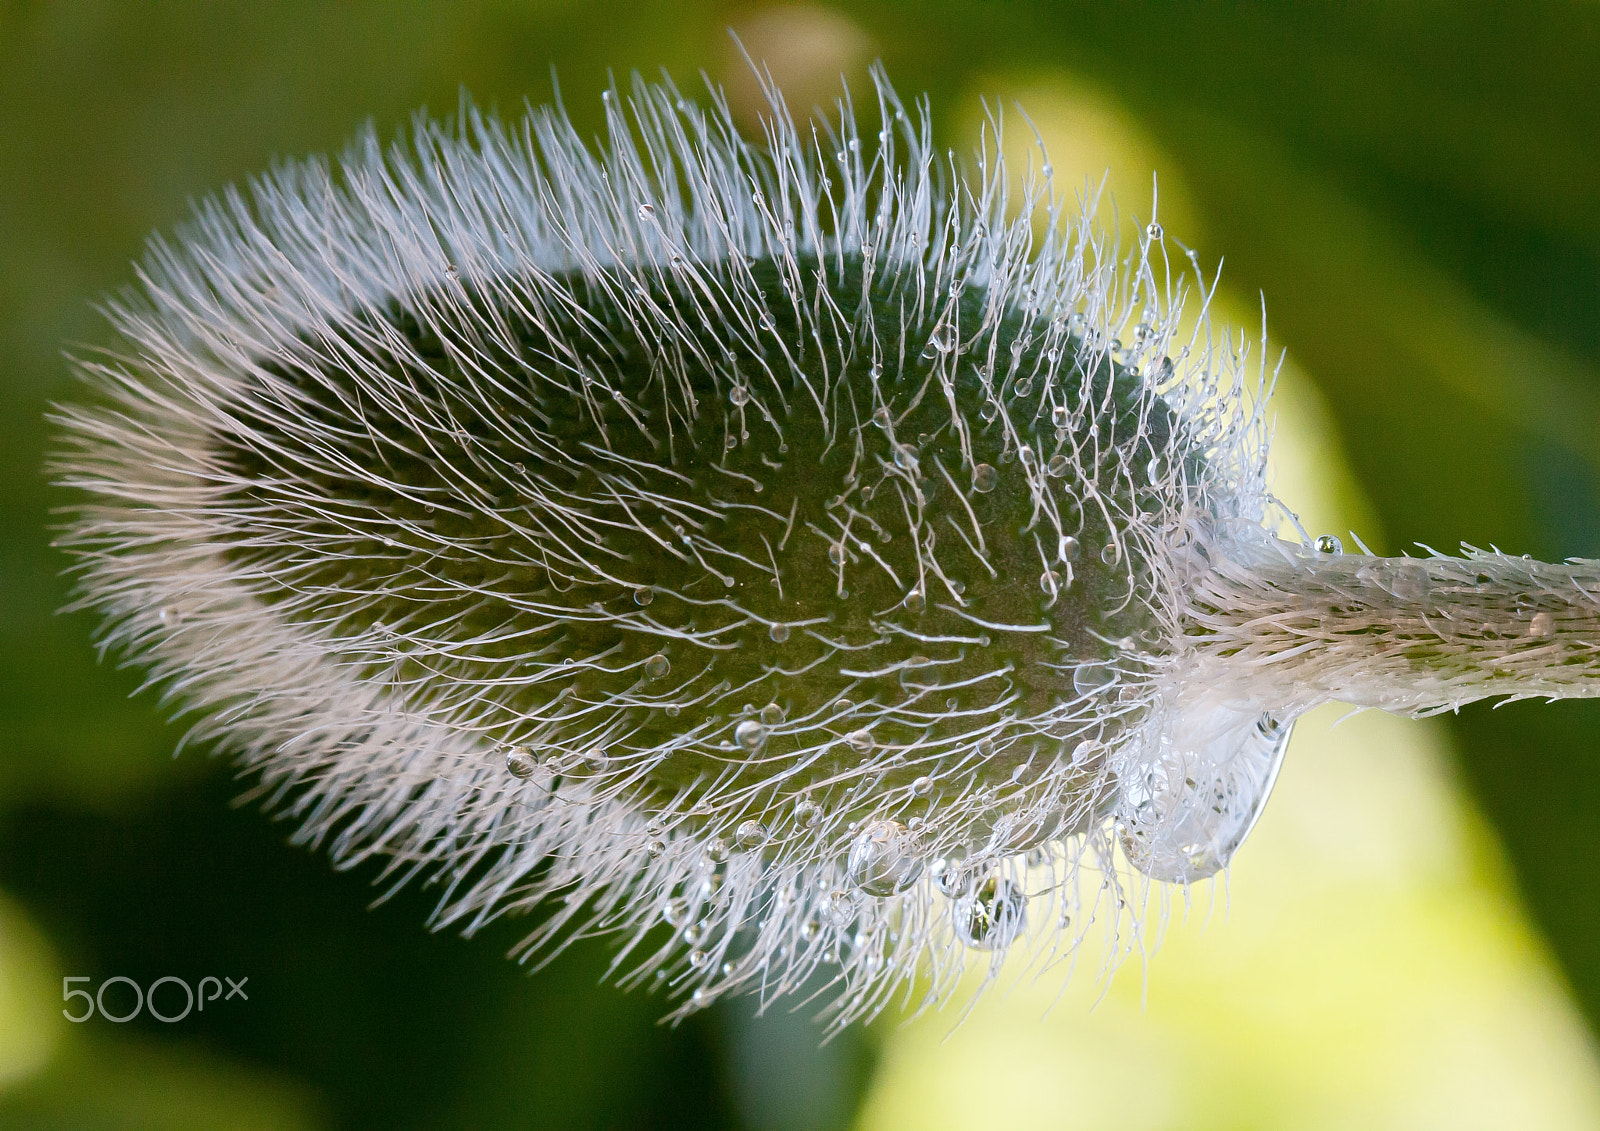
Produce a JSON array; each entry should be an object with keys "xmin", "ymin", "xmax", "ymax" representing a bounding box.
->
[{"xmin": 53, "ymin": 68, "xmax": 1600, "ymax": 1025}]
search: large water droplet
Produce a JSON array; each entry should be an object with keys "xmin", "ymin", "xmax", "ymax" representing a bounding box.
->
[
  {"xmin": 911, "ymin": 775, "xmax": 934, "ymax": 797},
  {"xmin": 893, "ymin": 444, "xmax": 918, "ymax": 470},
  {"xmin": 689, "ymin": 948, "xmax": 711, "ymax": 969},
  {"xmin": 1072, "ymin": 663, "xmax": 1116, "ymax": 696},
  {"xmin": 978, "ymin": 400, "xmax": 1000, "ymax": 423},
  {"xmin": 505, "ymin": 747, "xmax": 539, "ymax": 779},
  {"xmin": 735, "ymin": 819, "xmax": 768, "ymax": 848},
  {"xmin": 928, "ymin": 323, "xmax": 958, "ymax": 354},
  {"xmin": 734, "ymin": 719, "xmax": 770, "ymax": 752},
  {"xmin": 683, "ymin": 921, "xmax": 707, "ymax": 946},
  {"xmin": 1060, "ymin": 535, "xmax": 1080, "ymax": 562},
  {"xmin": 663, "ymin": 897, "xmax": 691, "ymax": 926},
  {"xmin": 637, "ymin": 202, "xmax": 656, "ymax": 220},
  {"xmin": 972, "ymin": 463, "xmax": 998, "ymax": 493},
  {"xmin": 1046, "ymin": 454, "xmax": 1069, "ymax": 478},
  {"xmin": 644, "ymin": 654, "xmax": 670, "ymax": 680},
  {"xmin": 1314, "ymin": 534, "xmax": 1342, "ymax": 556},
  {"xmin": 760, "ymin": 703, "xmax": 784, "ymax": 726},
  {"xmin": 794, "ymin": 799, "xmax": 822, "ymax": 827},
  {"xmin": 729, "ymin": 385, "xmax": 749, "ymax": 406},
  {"xmin": 768, "ymin": 623, "xmax": 791, "ymax": 643},
  {"xmin": 632, "ymin": 586, "xmax": 654, "ymax": 606},
  {"xmin": 706, "ymin": 837, "xmax": 730, "ymax": 864},
  {"xmin": 1100, "ymin": 542, "xmax": 1120, "ymax": 565},
  {"xmin": 1039, "ymin": 570, "xmax": 1061, "ymax": 596},
  {"xmin": 1118, "ymin": 706, "xmax": 1295, "ymax": 883},
  {"xmin": 845, "ymin": 729, "xmax": 875, "ymax": 754},
  {"xmin": 903, "ymin": 588, "xmax": 926, "ymax": 614},
  {"xmin": 847, "ymin": 820, "xmax": 925, "ymax": 897},
  {"xmin": 823, "ymin": 890, "xmax": 855, "ymax": 927},
  {"xmin": 953, "ymin": 874, "xmax": 1027, "ymax": 950},
  {"xmin": 873, "ymin": 406, "xmax": 892, "ymax": 429},
  {"xmin": 1013, "ymin": 376, "xmax": 1034, "ymax": 398}
]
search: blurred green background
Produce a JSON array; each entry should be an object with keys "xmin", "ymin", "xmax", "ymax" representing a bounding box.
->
[{"xmin": 3, "ymin": 2, "xmax": 1600, "ymax": 1127}]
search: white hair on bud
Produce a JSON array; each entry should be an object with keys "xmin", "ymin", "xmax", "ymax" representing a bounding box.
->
[{"xmin": 56, "ymin": 63, "xmax": 1600, "ymax": 1029}]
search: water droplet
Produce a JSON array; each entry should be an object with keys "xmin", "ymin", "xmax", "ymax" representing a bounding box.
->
[
  {"xmin": 972, "ymin": 464, "xmax": 998, "ymax": 493},
  {"xmin": 645, "ymin": 654, "xmax": 670, "ymax": 680},
  {"xmin": 768, "ymin": 623, "xmax": 791, "ymax": 643},
  {"xmin": 823, "ymin": 890, "xmax": 855, "ymax": 927},
  {"xmin": 637, "ymin": 202, "xmax": 655, "ymax": 220},
  {"xmin": 1046, "ymin": 454, "xmax": 1070, "ymax": 477},
  {"xmin": 646, "ymin": 839, "xmax": 666, "ymax": 858},
  {"xmin": 1013, "ymin": 376, "xmax": 1034, "ymax": 397},
  {"xmin": 689, "ymin": 948, "xmax": 711, "ymax": 969},
  {"xmin": 870, "ymin": 362, "xmax": 883, "ymax": 380},
  {"xmin": 706, "ymin": 837, "xmax": 729, "ymax": 864},
  {"xmin": 735, "ymin": 819, "xmax": 768, "ymax": 848},
  {"xmin": 633, "ymin": 587, "xmax": 654, "ymax": 606},
  {"xmin": 1051, "ymin": 405, "xmax": 1069, "ymax": 429},
  {"xmin": 893, "ymin": 444, "xmax": 918, "ymax": 471},
  {"xmin": 1100, "ymin": 542, "xmax": 1120, "ymax": 565},
  {"xmin": 1120, "ymin": 708, "xmax": 1294, "ymax": 882},
  {"xmin": 734, "ymin": 719, "xmax": 770, "ymax": 752},
  {"xmin": 1040, "ymin": 569, "xmax": 1061, "ymax": 595},
  {"xmin": 978, "ymin": 400, "xmax": 1000, "ymax": 422},
  {"xmin": 1314, "ymin": 534, "xmax": 1343, "ymax": 556},
  {"xmin": 1146, "ymin": 221, "xmax": 1163, "ymax": 240},
  {"xmin": 911, "ymin": 775, "xmax": 934, "ymax": 797},
  {"xmin": 899, "ymin": 656, "xmax": 931, "ymax": 689},
  {"xmin": 505, "ymin": 747, "xmax": 539, "ymax": 779},
  {"xmin": 835, "ymin": 698, "xmax": 855, "ymax": 714},
  {"xmin": 903, "ymin": 589, "xmax": 926, "ymax": 614},
  {"xmin": 928, "ymin": 323, "xmax": 958, "ymax": 353},
  {"xmin": 760, "ymin": 703, "xmax": 784, "ymax": 726},
  {"xmin": 873, "ymin": 406, "xmax": 892, "ymax": 428},
  {"xmin": 828, "ymin": 543, "xmax": 845, "ymax": 566},
  {"xmin": 730, "ymin": 385, "xmax": 749, "ymax": 406},
  {"xmin": 663, "ymin": 897, "xmax": 691, "ymax": 926},
  {"xmin": 953, "ymin": 874, "xmax": 1027, "ymax": 950},
  {"xmin": 847, "ymin": 820, "xmax": 925, "ymax": 896},
  {"xmin": 1529, "ymin": 611, "xmax": 1555, "ymax": 638},
  {"xmin": 915, "ymin": 477, "xmax": 937, "ymax": 501},
  {"xmin": 846, "ymin": 729, "xmax": 875, "ymax": 754},
  {"xmin": 801, "ymin": 918, "xmax": 821, "ymax": 941},
  {"xmin": 1073, "ymin": 663, "xmax": 1116, "ymax": 695},
  {"xmin": 948, "ymin": 578, "xmax": 966, "ymax": 596},
  {"xmin": 794, "ymin": 799, "xmax": 822, "ymax": 827},
  {"xmin": 683, "ymin": 921, "xmax": 707, "ymax": 945}
]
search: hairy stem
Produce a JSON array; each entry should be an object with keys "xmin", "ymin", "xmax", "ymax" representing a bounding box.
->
[{"xmin": 1187, "ymin": 542, "xmax": 1600, "ymax": 715}]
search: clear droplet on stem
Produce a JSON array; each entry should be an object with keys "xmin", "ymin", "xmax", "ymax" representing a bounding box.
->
[
  {"xmin": 847, "ymin": 819, "xmax": 924, "ymax": 897},
  {"xmin": 505, "ymin": 747, "xmax": 539, "ymax": 779},
  {"xmin": 734, "ymin": 719, "xmax": 770, "ymax": 752},
  {"xmin": 953, "ymin": 873, "xmax": 1027, "ymax": 950}
]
